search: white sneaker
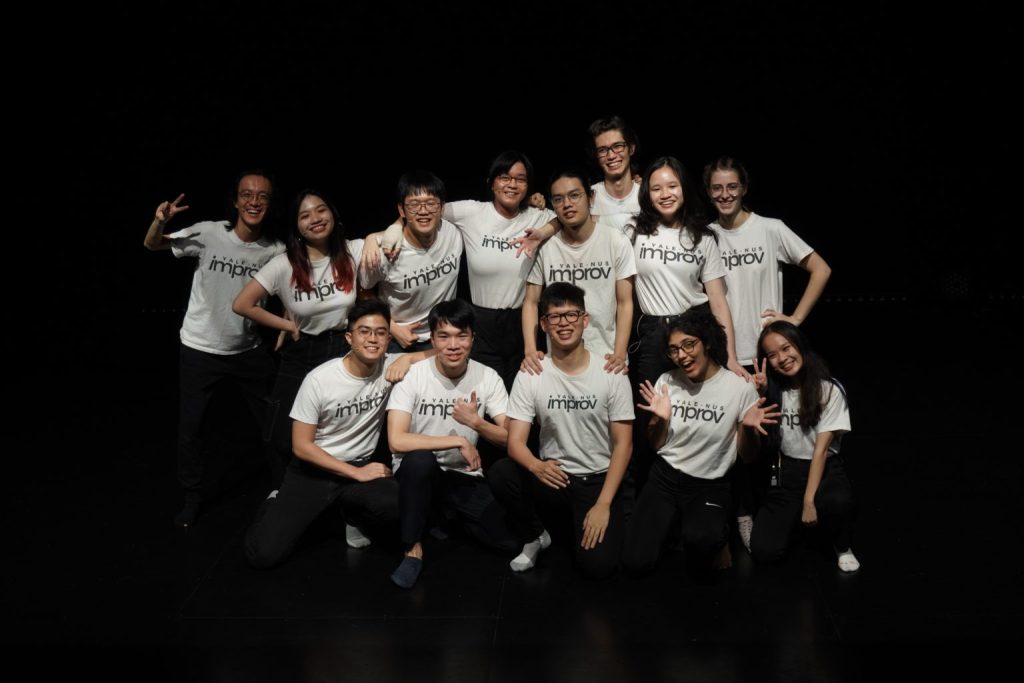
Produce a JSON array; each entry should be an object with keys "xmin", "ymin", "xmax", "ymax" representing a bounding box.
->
[
  {"xmin": 737, "ymin": 515, "xmax": 753, "ymax": 552},
  {"xmin": 345, "ymin": 524, "xmax": 371, "ymax": 549},
  {"xmin": 509, "ymin": 530, "xmax": 552, "ymax": 572},
  {"xmin": 837, "ymin": 548, "xmax": 860, "ymax": 572}
]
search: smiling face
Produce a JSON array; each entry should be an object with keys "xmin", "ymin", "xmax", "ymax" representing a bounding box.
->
[
  {"xmin": 539, "ymin": 302, "xmax": 588, "ymax": 353},
  {"xmin": 398, "ymin": 192, "xmax": 443, "ymax": 242},
  {"xmin": 668, "ymin": 330, "xmax": 716, "ymax": 382},
  {"xmin": 296, "ymin": 194, "xmax": 334, "ymax": 246},
  {"xmin": 708, "ymin": 169, "xmax": 747, "ymax": 221},
  {"xmin": 760, "ymin": 331, "xmax": 804, "ymax": 379},
  {"xmin": 550, "ymin": 176, "xmax": 592, "ymax": 231},
  {"xmin": 593, "ymin": 129, "xmax": 634, "ymax": 180},
  {"xmin": 234, "ymin": 174, "xmax": 272, "ymax": 229},
  {"xmin": 648, "ymin": 165, "xmax": 684, "ymax": 227},
  {"xmin": 346, "ymin": 314, "xmax": 391, "ymax": 365},
  {"xmin": 431, "ymin": 321, "xmax": 473, "ymax": 375},
  {"xmin": 492, "ymin": 161, "xmax": 529, "ymax": 215}
]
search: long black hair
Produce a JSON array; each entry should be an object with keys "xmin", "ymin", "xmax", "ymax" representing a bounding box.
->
[
  {"xmin": 757, "ymin": 321, "xmax": 844, "ymax": 432},
  {"xmin": 286, "ymin": 189, "xmax": 354, "ymax": 294},
  {"xmin": 632, "ymin": 157, "xmax": 714, "ymax": 250}
]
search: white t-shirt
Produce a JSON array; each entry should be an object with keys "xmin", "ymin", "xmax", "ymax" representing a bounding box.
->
[
  {"xmin": 590, "ymin": 182, "xmax": 640, "ymax": 234},
  {"xmin": 527, "ymin": 220, "xmax": 637, "ymax": 359},
  {"xmin": 507, "ymin": 352, "xmax": 634, "ymax": 476},
  {"xmin": 170, "ymin": 221, "xmax": 285, "ymax": 355},
  {"xmin": 289, "ymin": 353, "xmax": 401, "ymax": 463},
  {"xmin": 779, "ymin": 381, "xmax": 850, "ymax": 460},
  {"xmin": 709, "ymin": 213, "xmax": 814, "ymax": 365},
  {"xmin": 254, "ymin": 239, "xmax": 364, "ymax": 336},
  {"xmin": 654, "ymin": 367, "xmax": 760, "ymax": 479},
  {"xmin": 386, "ymin": 358, "xmax": 509, "ymax": 477},
  {"xmin": 444, "ymin": 200, "xmax": 556, "ymax": 310},
  {"xmin": 361, "ymin": 221, "xmax": 462, "ymax": 342},
  {"xmin": 628, "ymin": 225, "xmax": 727, "ymax": 316}
]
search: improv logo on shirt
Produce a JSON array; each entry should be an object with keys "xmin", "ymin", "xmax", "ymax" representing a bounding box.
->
[
  {"xmin": 638, "ymin": 243, "xmax": 705, "ymax": 266},
  {"xmin": 417, "ymin": 395, "xmax": 479, "ymax": 418},
  {"xmin": 780, "ymin": 408, "xmax": 802, "ymax": 430},
  {"xmin": 671, "ymin": 398, "xmax": 726, "ymax": 423},
  {"xmin": 294, "ymin": 280, "xmax": 345, "ymax": 303},
  {"xmin": 547, "ymin": 260, "xmax": 612, "ymax": 284},
  {"xmin": 481, "ymin": 235, "xmax": 517, "ymax": 253},
  {"xmin": 208, "ymin": 254, "xmax": 261, "ymax": 279},
  {"xmin": 333, "ymin": 389, "xmax": 389, "ymax": 419},
  {"xmin": 720, "ymin": 246, "xmax": 765, "ymax": 271},
  {"xmin": 546, "ymin": 392, "xmax": 598, "ymax": 412},
  {"xmin": 401, "ymin": 254, "xmax": 459, "ymax": 289}
]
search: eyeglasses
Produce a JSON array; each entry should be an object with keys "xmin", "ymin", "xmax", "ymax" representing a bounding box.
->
[
  {"xmin": 551, "ymin": 190, "xmax": 586, "ymax": 207},
  {"xmin": 542, "ymin": 310, "xmax": 584, "ymax": 325},
  {"xmin": 404, "ymin": 199, "xmax": 441, "ymax": 213},
  {"xmin": 666, "ymin": 338, "xmax": 700, "ymax": 357},
  {"xmin": 238, "ymin": 190, "xmax": 271, "ymax": 202},
  {"xmin": 352, "ymin": 326, "xmax": 389, "ymax": 339},
  {"xmin": 595, "ymin": 141, "xmax": 628, "ymax": 158},
  {"xmin": 709, "ymin": 183, "xmax": 742, "ymax": 197},
  {"xmin": 496, "ymin": 174, "xmax": 528, "ymax": 186}
]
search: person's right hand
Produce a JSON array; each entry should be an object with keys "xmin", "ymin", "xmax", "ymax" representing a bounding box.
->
[
  {"xmin": 520, "ymin": 350, "xmax": 545, "ymax": 375},
  {"xmin": 391, "ymin": 321, "xmax": 420, "ymax": 348},
  {"xmin": 459, "ymin": 439, "xmax": 481, "ymax": 471},
  {"xmin": 352, "ymin": 462, "xmax": 392, "ymax": 482},
  {"xmin": 530, "ymin": 458, "xmax": 569, "ymax": 490},
  {"xmin": 156, "ymin": 193, "xmax": 189, "ymax": 225}
]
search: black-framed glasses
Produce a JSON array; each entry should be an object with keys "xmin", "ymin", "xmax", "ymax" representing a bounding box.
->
[
  {"xmin": 542, "ymin": 310, "xmax": 584, "ymax": 325},
  {"xmin": 551, "ymin": 190, "xmax": 586, "ymax": 207},
  {"xmin": 709, "ymin": 183, "xmax": 742, "ymax": 197},
  {"xmin": 595, "ymin": 141, "xmax": 628, "ymax": 158},
  {"xmin": 666, "ymin": 338, "xmax": 700, "ymax": 357},
  {"xmin": 404, "ymin": 199, "xmax": 441, "ymax": 213}
]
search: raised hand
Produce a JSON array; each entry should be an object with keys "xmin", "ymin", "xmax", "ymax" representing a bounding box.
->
[
  {"xmin": 751, "ymin": 357, "xmax": 768, "ymax": 392},
  {"xmin": 155, "ymin": 193, "xmax": 189, "ymax": 225},
  {"xmin": 742, "ymin": 396, "xmax": 781, "ymax": 435},
  {"xmin": 452, "ymin": 391, "xmax": 480, "ymax": 428},
  {"xmin": 512, "ymin": 227, "xmax": 542, "ymax": 258},
  {"xmin": 636, "ymin": 380, "xmax": 671, "ymax": 422}
]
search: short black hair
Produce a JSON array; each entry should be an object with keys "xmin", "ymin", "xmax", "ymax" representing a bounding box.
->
[
  {"xmin": 347, "ymin": 298, "xmax": 391, "ymax": 330},
  {"xmin": 538, "ymin": 282, "xmax": 586, "ymax": 318},
  {"xmin": 396, "ymin": 170, "xmax": 446, "ymax": 204},
  {"xmin": 428, "ymin": 299, "xmax": 475, "ymax": 334}
]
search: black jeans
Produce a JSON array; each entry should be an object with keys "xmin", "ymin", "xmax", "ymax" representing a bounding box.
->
[
  {"xmin": 177, "ymin": 343, "xmax": 274, "ymax": 497},
  {"xmin": 623, "ymin": 457, "xmax": 732, "ymax": 576},
  {"xmin": 395, "ymin": 450, "xmax": 518, "ymax": 554},
  {"xmin": 488, "ymin": 458, "xmax": 624, "ymax": 578},
  {"xmin": 750, "ymin": 454, "xmax": 855, "ymax": 563},
  {"xmin": 470, "ymin": 303, "xmax": 524, "ymax": 392},
  {"xmin": 265, "ymin": 329, "xmax": 350, "ymax": 487},
  {"xmin": 628, "ymin": 312, "xmax": 681, "ymax": 493},
  {"xmin": 245, "ymin": 458, "xmax": 398, "ymax": 568}
]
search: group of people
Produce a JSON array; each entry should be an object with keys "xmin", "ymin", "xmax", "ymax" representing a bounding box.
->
[{"xmin": 144, "ymin": 115, "xmax": 859, "ymax": 588}]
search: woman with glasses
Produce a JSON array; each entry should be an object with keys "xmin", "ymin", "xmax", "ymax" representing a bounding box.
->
[
  {"xmin": 750, "ymin": 322, "xmax": 859, "ymax": 572},
  {"xmin": 627, "ymin": 157, "xmax": 745, "ymax": 490},
  {"xmin": 703, "ymin": 156, "xmax": 833, "ymax": 551},
  {"xmin": 364, "ymin": 151, "xmax": 556, "ymax": 390},
  {"xmin": 233, "ymin": 189, "xmax": 377, "ymax": 489},
  {"xmin": 623, "ymin": 307, "xmax": 779, "ymax": 577}
]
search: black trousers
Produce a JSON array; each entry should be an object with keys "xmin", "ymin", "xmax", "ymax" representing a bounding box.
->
[
  {"xmin": 750, "ymin": 454, "xmax": 855, "ymax": 563},
  {"xmin": 244, "ymin": 458, "xmax": 398, "ymax": 568},
  {"xmin": 264, "ymin": 329, "xmax": 351, "ymax": 487},
  {"xmin": 395, "ymin": 450, "xmax": 518, "ymax": 554},
  {"xmin": 628, "ymin": 312, "xmax": 680, "ymax": 493},
  {"xmin": 623, "ymin": 457, "xmax": 732, "ymax": 576},
  {"xmin": 488, "ymin": 458, "xmax": 624, "ymax": 578},
  {"xmin": 177, "ymin": 343, "xmax": 274, "ymax": 497},
  {"xmin": 470, "ymin": 303, "xmax": 524, "ymax": 392}
]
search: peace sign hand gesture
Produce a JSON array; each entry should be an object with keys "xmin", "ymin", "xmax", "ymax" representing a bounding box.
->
[{"xmin": 155, "ymin": 193, "xmax": 190, "ymax": 226}]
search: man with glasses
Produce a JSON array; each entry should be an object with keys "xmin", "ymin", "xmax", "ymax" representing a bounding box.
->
[
  {"xmin": 490, "ymin": 283, "xmax": 633, "ymax": 576},
  {"xmin": 143, "ymin": 170, "xmax": 284, "ymax": 527},
  {"xmin": 522, "ymin": 170, "xmax": 636, "ymax": 375},
  {"xmin": 361, "ymin": 171, "xmax": 462, "ymax": 353},
  {"xmin": 244, "ymin": 299, "xmax": 434, "ymax": 568},
  {"xmin": 589, "ymin": 116, "xmax": 641, "ymax": 233}
]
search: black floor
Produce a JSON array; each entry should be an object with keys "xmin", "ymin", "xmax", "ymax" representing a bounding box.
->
[{"xmin": 7, "ymin": 300, "xmax": 1020, "ymax": 682}]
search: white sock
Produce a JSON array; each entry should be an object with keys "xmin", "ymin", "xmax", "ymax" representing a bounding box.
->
[
  {"xmin": 837, "ymin": 548, "xmax": 860, "ymax": 572},
  {"xmin": 736, "ymin": 515, "xmax": 753, "ymax": 552},
  {"xmin": 266, "ymin": 489, "xmax": 279, "ymax": 500},
  {"xmin": 346, "ymin": 524, "xmax": 371, "ymax": 549},
  {"xmin": 510, "ymin": 530, "xmax": 551, "ymax": 572}
]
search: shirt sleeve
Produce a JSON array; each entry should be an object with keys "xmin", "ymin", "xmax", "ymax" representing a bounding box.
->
[
  {"xmin": 506, "ymin": 372, "xmax": 536, "ymax": 424},
  {"xmin": 254, "ymin": 253, "xmax": 285, "ymax": 296},
  {"xmin": 607, "ymin": 372, "xmax": 636, "ymax": 422},
  {"xmin": 700, "ymin": 235, "xmax": 726, "ymax": 283},
  {"xmin": 386, "ymin": 363, "xmax": 417, "ymax": 413},
  {"xmin": 612, "ymin": 229, "xmax": 638, "ymax": 279},
  {"xmin": 289, "ymin": 373, "xmax": 322, "ymax": 424},
  {"xmin": 168, "ymin": 221, "xmax": 210, "ymax": 259},
  {"xmin": 773, "ymin": 219, "xmax": 814, "ymax": 266},
  {"xmin": 482, "ymin": 368, "xmax": 510, "ymax": 419},
  {"xmin": 442, "ymin": 200, "xmax": 481, "ymax": 230},
  {"xmin": 817, "ymin": 381, "xmax": 851, "ymax": 434},
  {"xmin": 527, "ymin": 247, "xmax": 546, "ymax": 285}
]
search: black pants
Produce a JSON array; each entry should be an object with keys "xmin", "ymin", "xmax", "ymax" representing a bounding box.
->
[
  {"xmin": 488, "ymin": 458, "xmax": 624, "ymax": 578},
  {"xmin": 177, "ymin": 343, "xmax": 274, "ymax": 497},
  {"xmin": 265, "ymin": 330, "xmax": 350, "ymax": 487},
  {"xmin": 244, "ymin": 459, "xmax": 398, "ymax": 568},
  {"xmin": 395, "ymin": 450, "xmax": 518, "ymax": 554},
  {"xmin": 750, "ymin": 455, "xmax": 855, "ymax": 563},
  {"xmin": 628, "ymin": 313, "xmax": 680, "ymax": 493},
  {"xmin": 470, "ymin": 304, "xmax": 524, "ymax": 392},
  {"xmin": 623, "ymin": 457, "xmax": 732, "ymax": 576}
]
